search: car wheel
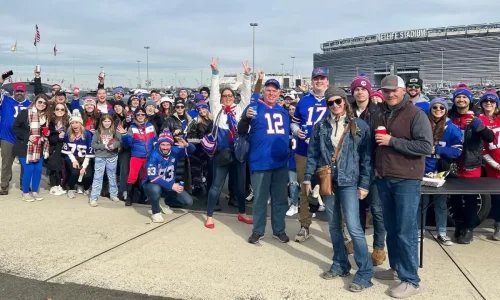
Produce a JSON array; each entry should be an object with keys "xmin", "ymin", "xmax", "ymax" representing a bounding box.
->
[{"xmin": 447, "ymin": 194, "xmax": 491, "ymax": 227}]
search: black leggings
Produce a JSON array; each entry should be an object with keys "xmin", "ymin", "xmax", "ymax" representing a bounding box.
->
[
  {"xmin": 65, "ymin": 160, "xmax": 94, "ymax": 190},
  {"xmin": 49, "ymin": 170, "xmax": 62, "ymax": 187}
]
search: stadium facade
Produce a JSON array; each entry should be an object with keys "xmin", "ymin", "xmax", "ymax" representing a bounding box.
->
[{"xmin": 313, "ymin": 23, "xmax": 500, "ymax": 87}]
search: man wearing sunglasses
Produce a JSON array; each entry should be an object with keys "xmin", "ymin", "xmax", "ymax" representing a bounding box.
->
[
  {"xmin": 406, "ymin": 77, "xmax": 429, "ymax": 114},
  {"xmin": 0, "ymin": 82, "xmax": 32, "ymax": 195}
]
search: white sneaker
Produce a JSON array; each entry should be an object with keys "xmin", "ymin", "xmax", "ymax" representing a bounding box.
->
[
  {"xmin": 31, "ymin": 192, "xmax": 43, "ymax": 201},
  {"xmin": 57, "ymin": 186, "xmax": 66, "ymax": 194},
  {"xmin": 286, "ymin": 205, "xmax": 298, "ymax": 216},
  {"xmin": 318, "ymin": 205, "xmax": 326, "ymax": 212},
  {"xmin": 67, "ymin": 190, "xmax": 76, "ymax": 199},
  {"xmin": 84, "ymin": 189, "xmax": 90, "ymax": 196},
  {"xmin": 110, "ymin": 196, "xmax": 120, "ymax": 202},
  {"xmin": 312, "ymin": 213, "xmax": 317, "ymax": 218},
  {"xmin": 49, "ymin": 186, "xmax": 59, "ymax": 195},
  {"xmin": 76, "ymin": 186, "xmax": 84, "ymax": 194},
  {"xmin": 22, "ymin": 194, "xmax": 35, "ymax": 202},
  {"xmin": 89, "ymin": 200, "xmax": 98, "ymax": 207},
  {"xmin": 160, "ymin": 204, "xmax": 173, "ymax": 214},
  {"xmin": 151, "ymin": 213, "xmax": 165, "ymax": 223}
]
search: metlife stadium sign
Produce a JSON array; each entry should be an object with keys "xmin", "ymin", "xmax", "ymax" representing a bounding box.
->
[{"xmin": 376, "ymin": 29, "xmax": 428, "ymax": 41}]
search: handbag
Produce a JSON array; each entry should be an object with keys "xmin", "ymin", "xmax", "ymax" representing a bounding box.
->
[
  {"xmin": 315, "ymin": 120, "xmax": 354, "ymax": 196},
  {"xmin": 215, "ymin": 148, "xmax": 233, "ymax": 167},
  {"xmin": 201, "ymin": 110, "xmax": 222, "ymax": 157},
  {"xmin": 437, "ymin": 158, "xmax": 458, "ymax": 178}
]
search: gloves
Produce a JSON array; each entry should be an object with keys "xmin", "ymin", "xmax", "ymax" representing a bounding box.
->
[{"xmin": 470, "ymin": 117, "xmax": 485, "ymax": 132}]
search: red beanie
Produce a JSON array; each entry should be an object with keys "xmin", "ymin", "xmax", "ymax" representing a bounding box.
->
[{"xmin": 370, "ymin": 90, "xmax": 384, "ymax": 101}]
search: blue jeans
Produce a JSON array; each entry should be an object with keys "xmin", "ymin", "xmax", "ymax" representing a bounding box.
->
[
  {"xmin": 359, "ymin": 183, "xmax": 386, "ymax": 250},
  {"xmin": 90, "ymin": 157, "xmax": 118, "ymax": 201},
  {"xmin": 144, "ymin": 183, "xmax": 193, "ymax": 214},
  {"xmin": 288, "ymin": 170, "xmax": 299, "ymax": 206},
  {"xmin": 324, "ymin": 185, "xmax": 373, "ymax": 288},
  {"xmin": 376, "ymin": 178, "xmax": 420, "ymax": 287},
  {"xmin": 18, "ymin": 157, "xmax": 43, "ymax": 194},
  {"xmin": 417, "ymin": 195, "xmax": 448, "ymax": 236},
  {"xmin": 251, "ymin": 166, "xmax": 288, "ymax": 234},
  {"xmin": 492, "ymin": 195, "xmax": 500, "ymax": 224},
  {"xmin": 207, "ymin": 153, "xmax": 246, "ymax": 217}
]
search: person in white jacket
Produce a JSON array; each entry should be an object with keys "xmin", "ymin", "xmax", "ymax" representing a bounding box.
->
[{"xmin": 205, "ymin": 57, "xmax": 253, "ymax": 229}]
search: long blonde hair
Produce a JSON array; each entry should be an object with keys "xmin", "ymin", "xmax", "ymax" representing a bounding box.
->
[{"xmin": 68, "ymin": 122, "xmax": 86, "ymax": 142}]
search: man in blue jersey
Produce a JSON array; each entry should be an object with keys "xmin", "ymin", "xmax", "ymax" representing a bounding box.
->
[
  {"xmin": 143, "ymin": 129, "xmax": 195, "ymax": 223},
  {"xmin": 0, "ymin": 82, "xmax": 32, "ymax": 195},
  {"xmin": 291, "ymin": 67, "xmax": 329, "ymax": 242},
  {"xmin": 238, "ymin": 79, "xmax": 290, "ymax": 244}
]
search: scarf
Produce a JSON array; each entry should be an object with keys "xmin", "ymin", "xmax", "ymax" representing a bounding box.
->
[
  {"xmin": 223, "ymin": 105, "xmax": 237, "ymax": 142},
  {"xmin": 27, "ymin": 106, "xmax": 49, "ymax": 163}
]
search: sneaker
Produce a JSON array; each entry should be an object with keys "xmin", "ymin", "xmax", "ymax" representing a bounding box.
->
[
  {"xmin": 84, "ymin": 189, "xmax": 90, "ymax": 196},
  {"xmin": 457, "ymin": 229, "xmax": 473, "ymax": 244},
  {"xmin": 31, "ymin": 192, "xmax": 43, "ymax": 201},
  {"xmin": 67, "ymin": 190, "xmax": 76, "ymax": 199},
  {"xmin": 294, "ymin": 226, "xmax": 310, "ymax": 243},
  {"xmin": 57, "ymin": 185, "xmax": 66, "ymax": 194},
  {"xmin": 348, "ymin": 282, "xmax": 368, "ymax": 293},
  {"xmin": 312, "ymin": 213, "xmax": 317, "ymax": 218},
  {"xmin": 151, "ymin": 213, "xmax": 165, "ymax": 223},
  {"xmin": 49, "ymin": 186, "xmax": 59, "ymax": 195},
  {"xmin": 493, "ymin": 224, "xmax": 500, "ymax": 241},
  {"xmin": 161, "ymin": 204, "xmax": 173, "ymax": 214},
  {"xmin": 246, "ymin": 189, "xmax": 254, "ymax": 202},
  {"xmin": 76, "ymin": 186, "xmax": 84, "ymax": 194},
  {"xmin": 286, "ymin": 205, "xmax": 298, "ymax": 216},
  {"xmin": 320, "ymin": 270, "xmax": 349, "ymax": 280},
  {"xmin": 371, "ymin": 249, "xmax": 386, "ymax": 266},
  {"xmin": 22, "ymin": 194, "xmax": 35, "ymax": 202},
  {"xmin": 89, "ymin": 200, "xmax": 98, "ymax": 207},
  {"xmin": 389, "ymin": 282, "xmax": 420, "ymax": 298},
  {"xmin": 374, "ymin": 269, "xmax": 398, "ymax": 281},
  {"xmin": 248, "ymin": 232, "xmax": 264, "ymax": 244},
  {"xmin": 0, "ymin": 187, "xmax": 9, "ymax": 195},
  {"xmin": 318, "ymin": 204, "xmax": 326, "ymax": 212},
  {"xmin": 272, "ymin": 232, "xmax": 290, "ymax": 243},
  {"xmin": 437, "ymin": 234, "xmax": 453, "ymax": 246},
  {"xmin": 110, "ymin": 196, "xmax": 120, "ymax": 203}
]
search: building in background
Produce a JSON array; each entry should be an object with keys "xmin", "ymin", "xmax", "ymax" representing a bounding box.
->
[
  {"xmin": 219, "ymin": 73, "xmax": 305, "ymax": 91},
  {"xmin": 314, "ymin": 23, "xmax": 500, "ymax": 87}
]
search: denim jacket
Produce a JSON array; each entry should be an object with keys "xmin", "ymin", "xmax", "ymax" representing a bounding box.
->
[{"xmin": 304, "ymin": 115, "xmax": 373, "ymax": 191}]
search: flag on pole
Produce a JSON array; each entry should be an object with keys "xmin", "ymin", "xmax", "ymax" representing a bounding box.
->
[
  {"xmin": 11, "ymin": 41, "xmax": 17, "ymax": 52},
  {"xmin": 54, "ymin": 44, "xmax": 57, "ymax": 56},
  {"xmin": 34, "ymin": 24, "xmax": 40, "ymax": 46}
]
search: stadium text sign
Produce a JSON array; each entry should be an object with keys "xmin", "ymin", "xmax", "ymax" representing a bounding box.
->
[{"xmin": 377, "ymin": 29, "xmax": 427, "ymax": 42}]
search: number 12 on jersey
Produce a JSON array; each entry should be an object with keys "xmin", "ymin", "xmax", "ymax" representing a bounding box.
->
[{"xmin": 265, "ymin": 113, "xmax": 285, "ymax": 134}]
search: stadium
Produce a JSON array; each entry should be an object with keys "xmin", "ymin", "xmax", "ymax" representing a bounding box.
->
[{"xmin": 313, "ymin": 23, "xmax": 500, "ymax": 87}]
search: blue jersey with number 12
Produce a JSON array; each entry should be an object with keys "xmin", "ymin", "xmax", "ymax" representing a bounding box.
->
[
  {"xmin": 0, "ymin": 95, "xmax": 32, "ymax": 144},
  {"xmin": 246, "ymin": 101, "xmax": 290, "ymax": 172},
  {"xmin": 291, "ymin": 94, "xmax": 327, "ymax": 156}
]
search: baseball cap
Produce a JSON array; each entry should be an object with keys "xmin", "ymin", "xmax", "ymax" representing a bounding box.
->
[
  {"xmin": 312, "ymin": 67, "xmax": 329, "ymax": 78},
  {"xmin": 264, "ymin": 79, "xmax": 280, "ymax": 89},
  {"xmin": 406, "ymin": 77, "xmax": 423, "ymax": 87},
  {"xmin": 381, "ymin": 75, "xmax": 405, "ymax": 90},
  {"xmin": 284, "ymin": 94, "xmax": 295, "ymax": 100},
  {"xmin": 13, "ymin": 82, "xmax": 27, "ymax": 92}
]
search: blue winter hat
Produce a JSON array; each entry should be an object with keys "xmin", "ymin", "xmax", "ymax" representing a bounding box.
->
[
  {"xmin": 196, "ymin": 100, "xmax": 209, "ymax": 111},
  {"xmin": 113, "ymin": 86, "xmax": 125, "ymax": 95},
  {"xmin": 429, "ymin": 97, "xmax": 448, "ymax": 113},
  {"xmin": 194, "ymin": 93, "xmax": 204, "ymax": 102},
  {"xmin": 158, "ymin": 129, "xmax": 174, "ymax": 145},
  {"xmin": 452, "ymin": 83, "xmax": 473, "ymax": 103},
  {"xmin": 479, "ymin": 88, "xmax": 500, "ymax": 107}
]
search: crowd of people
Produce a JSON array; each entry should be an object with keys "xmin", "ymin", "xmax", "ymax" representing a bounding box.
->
[{"xmin": 1, "ymin": 59, "xmax": 500, "ymax": 298}]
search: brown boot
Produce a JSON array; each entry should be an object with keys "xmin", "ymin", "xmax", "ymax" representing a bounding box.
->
[
  {"xmin": 371, "ymin": 249, "xmax": 386, "ymax": 266},
  {"xmin": 345, "ymin": 240, "xmax": 353, "ymax": 255}
]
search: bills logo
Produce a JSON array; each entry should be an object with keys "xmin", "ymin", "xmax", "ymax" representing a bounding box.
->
[
  {"xmin": 314, "ymin": 68, "xmax": 327, "ymax": 75},
  {"xmin": 361, "ymin": 81, "xmax": 367, "ymax": 86},
  {"xmin": 409, "ymin": 78, "xmax": 418, "ymax": 83}
]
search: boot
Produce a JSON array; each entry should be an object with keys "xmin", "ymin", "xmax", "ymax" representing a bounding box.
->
[{"xmin": 125, "ymin": 185, "xmax": 134, "ymax": 206}]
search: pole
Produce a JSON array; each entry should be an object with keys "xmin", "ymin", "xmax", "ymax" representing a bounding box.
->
[
  {"xmin": 200, "ymin": 70, "xmax": 203, "ymax": 87},
  {"xmin": 144, "ymin": 46, "xmax": 150, "ymax": 87},
  {"xmin": 281, "ymin": 63, "xmax": 284, "ymax": 75},
  {"xmin": 36, "ymin": 45, "xmax": 38, "ymax": 66},
  {"xmin": 136, "ymin": 60, "xmax": 141, "ymax": 88},
  {"xmin": 291, "ymin": 56, "xmax": 295, "ymax": 88},
  {"xmin": 441, "ymin": 50, "xmax": 444, "ymax": 87},
  {"xmin": 72, "ymin": 57, "xmax": 75, "ymax": 87},
  {"xmin": 174, "ymin": 73, "xmax": 177, "ymax": 90},
  {"xmin": 250, "ymin": 23, "xmax": 258, "ymax": 86}
]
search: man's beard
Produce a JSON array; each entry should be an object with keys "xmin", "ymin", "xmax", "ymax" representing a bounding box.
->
[{"xmin": 14, "ymin": 94, "xmax": 24, "ymax": 101}]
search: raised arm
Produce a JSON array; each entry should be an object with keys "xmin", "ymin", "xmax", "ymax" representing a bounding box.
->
[
  {"xmin": 209, "ymin": 57, "xmax": 222, "ymax": 116},
  {"xmin": 238, "ymin": 61, "xmax": 252, "ymax": 110}
]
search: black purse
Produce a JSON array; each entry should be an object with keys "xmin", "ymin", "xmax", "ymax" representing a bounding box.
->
[{"xmin": 215, "ymin": 148, "xmax": 233, "ymax": 167}]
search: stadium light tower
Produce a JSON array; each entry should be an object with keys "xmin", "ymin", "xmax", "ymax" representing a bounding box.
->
[
  {"xmin": 136, "ymin": 60, "xmax": 141, "ymax": 88},
  {"xmin": 250, "ymin": 23, "xmax": 258, "ymax": 85},
  {"xmin": 291, "ymin": 56, "xmax": 295, "ymax": 88},
  {"xmin": 144, "ymin": 46, "xmax": 150, "ymax": 87}
]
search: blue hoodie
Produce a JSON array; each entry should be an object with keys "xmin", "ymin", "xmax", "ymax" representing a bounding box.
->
[
  {"xmin": 143, "ymin": 143, "xmax": 195, "ymax": 189},
  {"xmin": 425, "ymin": 118, "xmax": 463, "ymax": 173},
  {"xmin": 122, "ymin": 121, "xmax": 157, "ymax": 158}
]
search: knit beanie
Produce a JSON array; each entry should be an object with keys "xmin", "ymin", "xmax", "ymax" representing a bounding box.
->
[
  {"xmin": 69, "ymin": 109, "xmax": 83, "ymax": 124},
  {"xmin": 158, "ymin": 129, "xmax": 174, "ymax": 145},
  {"xmin": 196, "ymin": 100, "xmax": 209, "ymax": 111},
  {"xmin": 479, "ymin": 88, "xmax": 500, "ymax": 107},
  {"xmin": 350, "ymin": 73, "xmax": 372, "ymax": 95},
  {"xmin": 83, "ymin": 96, "xmax": 96, "ymax": 107},
  {"xmin": 200, "ymin": 87, "xmax": 210, "ymax": 97},
  {"xmin": 452, "ymin": 83, "xmax": 473, "ymax": 103},
  {"xmin": 324, "ymin": 87, "xmax": 347, "ymax": 100},
  {"xmin": 145, "ymin": 100, "xmax": 156, "ymax": 108},
  {"xmin": 370, "ymin": 90, "xmax": 384, "ymax": 101},
  {"xmin": 429, "ymin": 97, "xmax": 448, "ymax": 114}
]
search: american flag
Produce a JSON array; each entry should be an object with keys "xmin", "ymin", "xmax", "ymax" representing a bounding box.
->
[
  {"xmin": 34, "ymin": 24, "xmax": 40, "ymax": 46},
  {"xmin": 54, "ymin": 44, "xmax": 57, "ymax": 56}
]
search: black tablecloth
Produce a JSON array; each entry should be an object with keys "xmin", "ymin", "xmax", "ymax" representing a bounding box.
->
[{"xmin": 421, "ymin": 177, "xmax": 500, "ymax": 195}]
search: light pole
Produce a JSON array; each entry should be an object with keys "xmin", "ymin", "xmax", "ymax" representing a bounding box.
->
[
  {"xmin": 281, "ymin": 63, "xmax": 284, "ymax": 75},
  {"xmin": 144, "ymin": 46, "xmax": 150, "ymax": 87},
  {"xmin": 290, "ymin": 56, "xmax": 295, "ymax": 88},
  {"xmin": 356, "ymin": 67, "xmax": 359, "ymax": 76},
  {"xmin": 250, "ymin": 23, "xmax": 258, "ymax": 85},
  {"xmin": 441, "ymin": 49, "xmax": 444, "ymax": 88},
  {"xmin": 200, "ymin": 70, "xmax": 203, "ymax": 87},
  {"xmin": 136, "ymin": 60, "xmax": 141, "ymax": 88},
  {"xmin": 174, "ymin": 73, "xmax": 177, "ymax": 90}
]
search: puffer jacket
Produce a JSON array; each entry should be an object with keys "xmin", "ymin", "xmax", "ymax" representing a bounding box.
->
[
  {"xmin": 304, "ymin": 114, "xmax": 372, "ymax": 191},
  {"xmin": 122, "ymin": 121, "xmax": 157, "ymax": 158}
]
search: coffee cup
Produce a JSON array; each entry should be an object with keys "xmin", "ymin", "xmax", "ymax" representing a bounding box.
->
[
  {"xmin": 41, "ymin": 127, "xmax": 49, "ymax": 136},
  {"xmin": 375, "ymin": 126, "xmax": 387, "ymax": 135},
  {"xmin": 466, "ymin": 111, "xmax": 475, "ymax": 120}
]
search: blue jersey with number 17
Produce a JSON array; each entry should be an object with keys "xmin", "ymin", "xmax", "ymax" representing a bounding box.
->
[
  {"xmin": 246, "ymin": 101, "xmax": 290, "ymax": 172},
  {"xmin": 291, "ymin": 94, "xmax": 327, "ymax": 156},
  {"xmin": 0, "ymin": 95, "xmax": 32, "ymax": 144}
]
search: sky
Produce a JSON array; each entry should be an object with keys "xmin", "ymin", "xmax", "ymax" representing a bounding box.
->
[{"xmin": 1, "ymin": 0, "xmax": 500, "ymax": 90}]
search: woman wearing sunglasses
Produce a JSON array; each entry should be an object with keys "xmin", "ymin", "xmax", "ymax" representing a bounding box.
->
[
  {"xmin": 304, "ymin": 87, "xmax": 374, "ymax": 292},
  {"xmin": 478, "ymin": 89, "xmax": 500, "ymax": 241},
  {"xmin": 46, "ymin": 102, "xmax": 70, "ymax": 196},
  {"xmin": 12, "ymin": 94, "xmax": 50, "ymax": 201},
  {"xmin": 417, "ymin": 98, "xmax": 462, "ymax": 246}
]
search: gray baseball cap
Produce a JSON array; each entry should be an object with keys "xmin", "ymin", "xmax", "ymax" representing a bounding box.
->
[{"xmin": 381, "ymin": 75, "xmax": 406, "ymax": 89}]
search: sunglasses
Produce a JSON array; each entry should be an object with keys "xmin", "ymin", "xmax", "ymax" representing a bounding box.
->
[
  {"xmin": 483, "ymin": 99, "xmax": 497, "ymax": 104},
  {"xmin": 175, "ymin": 105, "xmax": 185, "ymax": 109},
  {"xmin": 432, "ymin": 105, "xmax": 445, "ymax": 111},
  {"xmin": 37, "ymin": 101, "xmax": 47, "ymax": 106},
  {"xmin": 327, "ymin": 98, "xmax": 343, "ymax": 107},
  {"xmin": 135, "ymin": 113, "xmax": 145, "ymax": 116},
  {"xmin": 407, "ymin": 84, "xmax": 421, "ymax": 88}
]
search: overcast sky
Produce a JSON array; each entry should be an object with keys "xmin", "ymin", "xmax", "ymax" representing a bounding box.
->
[{"xmin": 1, "ymin": 0, "xmax": 500, "ymax": 89}]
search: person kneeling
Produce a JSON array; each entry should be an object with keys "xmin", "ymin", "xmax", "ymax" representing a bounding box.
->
[{"xmin": 143, "ymin": 129, "xmax": 195, "ymax": 223}]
